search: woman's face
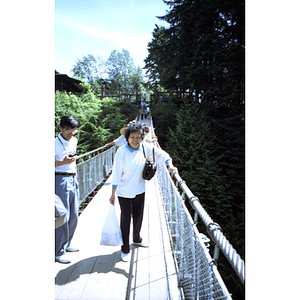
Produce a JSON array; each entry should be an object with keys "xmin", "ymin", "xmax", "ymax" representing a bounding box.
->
[{"xmin": 128, "ymin": 131, "xmax": 143, "ymax": 149}]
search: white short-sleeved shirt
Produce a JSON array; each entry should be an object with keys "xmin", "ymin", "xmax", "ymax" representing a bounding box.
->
[
  {"xmin": 114, "ymin": 135, "xmax": 127, "ymax": 147},
  {"xmin": 55, "ymin": 133, "xmax": 78, "ymax": 173}
]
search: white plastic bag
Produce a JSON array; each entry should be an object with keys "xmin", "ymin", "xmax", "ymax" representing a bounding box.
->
[{"xmin": 100, "ymin": 204, "xmax": 123, "ymax": 246}]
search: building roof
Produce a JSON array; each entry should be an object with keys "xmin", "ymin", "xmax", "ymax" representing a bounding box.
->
[{"xmin": 55, "ymin": 70, "xmax": 84, "ymax": 93}]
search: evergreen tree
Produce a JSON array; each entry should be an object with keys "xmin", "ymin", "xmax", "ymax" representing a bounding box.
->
[
  {"xmin": 150, "ymin": 98, "xmax": 179, "ymax": 147},
  {"xmin": 166, "ymin": 99, "xmax": 232, "ymax": 229},
  {"xmin": 166, "ymin": 98, "xmax": 245, "ymax": 300},
  {"xmin": 145, "ymin": 0, "xmax": 245, "ymax": 107},
  {"xmin": 144, "ymin": 25, "xmax": 179, "ymax": 89}
]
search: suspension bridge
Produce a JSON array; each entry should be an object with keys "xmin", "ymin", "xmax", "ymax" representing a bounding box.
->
[{"xmin": 55, "ymin": 114, "xmax": 244, "ymax": 300}]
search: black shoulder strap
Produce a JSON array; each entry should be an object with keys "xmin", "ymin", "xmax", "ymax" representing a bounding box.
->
[
  {"xmin": 152, "ymin": 147, "xmax": 155, "ymax": 162},
  {"xmin": 142, "ymin": 144, "xmax": 155, "ymax": 162},
  {"xmin": 142, "ymin": 144, "xmax": 146, "ymax": 158}
]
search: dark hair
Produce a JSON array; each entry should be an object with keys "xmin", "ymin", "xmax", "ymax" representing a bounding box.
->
[
  {"xmin": 60, "ymin": 114, "xmax": 78, "ymax": 128},
  {"xmin": 125, "ymin": 123, "xmax": 145, "ymax": 141}
]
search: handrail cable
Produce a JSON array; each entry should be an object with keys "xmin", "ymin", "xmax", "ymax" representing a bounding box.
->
[
  {"xmin": 76, "ymin": 145, "xmax": 108, "ymax": 160},
  {"xmin": 172, "ymin": 171, "xmax": 245, "ymax": 284},
  {"xmin": 149, "ymin": 113, "xmax": 244, "ymax": 284}
]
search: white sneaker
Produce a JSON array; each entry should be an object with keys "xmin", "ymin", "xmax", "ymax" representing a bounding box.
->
[{"xmin": 121, "ymin": 252, "xmax": 130, "ymax": 262}]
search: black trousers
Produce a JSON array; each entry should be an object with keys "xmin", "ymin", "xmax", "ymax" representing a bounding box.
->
[{"xmin": 118, "ymin": 192, "xmax": 145, "ymax": 254}]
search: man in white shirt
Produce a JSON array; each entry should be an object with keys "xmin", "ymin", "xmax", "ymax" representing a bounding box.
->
[{"xmin": 55, "ymin": 115, "xmax": 79, "ymax": 264}]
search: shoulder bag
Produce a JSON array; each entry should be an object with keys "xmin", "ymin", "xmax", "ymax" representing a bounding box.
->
[{"xmin": 142, "ymin": 144, "xmax": 156, "ymax": 180}]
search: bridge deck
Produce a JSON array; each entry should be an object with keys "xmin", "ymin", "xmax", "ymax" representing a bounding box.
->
[{"xmin": 55, "ymin": 166, "xmax": 182, "ymax": 299}]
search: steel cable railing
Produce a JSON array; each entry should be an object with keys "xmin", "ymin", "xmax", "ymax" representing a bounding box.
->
[
  {"xmin": 76, "ymin": 145, "xmax": 117, "ymax": 205},
  {"xmin": 149, "ymin": 114, "xmax": 245, "ymax": 285},
  {"xmin": 156, "ymin": 163, "xmax": 232, "ymax": 299},
  {"xmin": 172, "ymin": 172, "xmax": 245, "ymax": 284}
]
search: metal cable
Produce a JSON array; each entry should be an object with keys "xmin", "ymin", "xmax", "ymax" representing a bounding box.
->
[{"xmin": 173, "ymin": 172, "xmax": 245, "ymax": 284}]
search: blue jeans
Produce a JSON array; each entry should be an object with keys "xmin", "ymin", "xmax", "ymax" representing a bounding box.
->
[{"xmin": 55, "ymin": 175, "xmax": 79, "ymax": 257}]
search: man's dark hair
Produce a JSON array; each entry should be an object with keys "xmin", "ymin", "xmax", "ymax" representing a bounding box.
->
[
  {"xmin": 125, "ymin": 123, "xmax": 145, "ymax": 141},
  {"xmin": 60, "ymin": 114, "xmax": 78, "ymax": 128}
]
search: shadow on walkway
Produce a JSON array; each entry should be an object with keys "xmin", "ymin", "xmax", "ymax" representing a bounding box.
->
[{"xmin": 55, "ymin": 250, "xmax": 129, "ymax": 285}]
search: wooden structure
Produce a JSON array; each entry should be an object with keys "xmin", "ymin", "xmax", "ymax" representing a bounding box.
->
[{"xmin": 55, "ymin": 70, "xmax": 85, "ymax": 93}]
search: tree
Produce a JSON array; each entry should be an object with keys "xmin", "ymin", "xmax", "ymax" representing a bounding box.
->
[
  {"xmin": 106, "ymin": 49, "xmax": 144, "ymax": 95},
  {"xmin": 55, "ymin": 89, "xmax": 138, "ymax": 154},
  {"xmin": 71, "ymin": 53, "xmax": 107, "ymax": 94},
  {"xmin": 71, "ymin": 49, "xmax": 146, "ymax": 98},
  {"xmin": 144, "ymin": 25, "xmax": 179, "ymax": 89},
  {"xmin": 145, "ymin": 0, "xmax": 245, "ymax": 107}
]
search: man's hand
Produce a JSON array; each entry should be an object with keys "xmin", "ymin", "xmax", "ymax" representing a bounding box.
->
[
  {"xmin": 55, "ymin": 155, "xmax": 76, "ymax": 167},
  {"xmin": 65, "ymin": 154, "xmax": 76, "ymax": 163}
]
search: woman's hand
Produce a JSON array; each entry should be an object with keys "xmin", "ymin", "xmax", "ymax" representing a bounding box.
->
[
  {"xmin": 109, "ymin": 195, "xmax": 115, "ymax": 205},
  {"xmin": 168, "ymin": 162, "xmax": 178, "ymax": 173},
  {"xmin": 105, "ymin": 141, "xmax": 115, "ymax": 147},
  {"xmin": 109, "ymin": 187, "xmax": 117, "ymax": 205}
]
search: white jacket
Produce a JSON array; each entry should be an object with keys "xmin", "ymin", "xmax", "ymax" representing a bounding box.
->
[{"xmin": 111, "ymin": 142, "xmax": 171, "ymax": 198}]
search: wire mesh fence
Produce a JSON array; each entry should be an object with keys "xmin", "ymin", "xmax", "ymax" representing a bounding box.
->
[
  {"xmin": 76, "ymin": 146, "xmax": 117, "ymax": 205},
  {"xmin": 156, "ymin": 163, "xmax": 232, "ymax": 300}
]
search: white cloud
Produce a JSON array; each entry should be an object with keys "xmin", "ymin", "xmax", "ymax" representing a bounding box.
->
[
  {"xmin": 56, "ymin": 15, "xmax": 151, "ymax": 68},
  {"xmin": 55, "ymin": 14, "xmax": 152, "ymax": 71}
]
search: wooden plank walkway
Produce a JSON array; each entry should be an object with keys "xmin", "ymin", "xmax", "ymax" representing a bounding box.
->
[{"xmin": 55, "ymin": 170, "xmax": 183, "ymax": 299}]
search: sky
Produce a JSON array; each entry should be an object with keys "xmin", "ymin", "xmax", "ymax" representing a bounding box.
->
[{"xmin": 55, "ymin": 0, "xmax": 169, "ymax": 77}]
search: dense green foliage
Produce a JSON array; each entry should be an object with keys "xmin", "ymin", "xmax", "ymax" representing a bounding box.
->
[
  {"xmin": 55, "ymin": 86, "xmax": 138, "ymax": 154},
  {"xmin": 146, "ymin": 1, "xmax": 245, "ymax": 299}
]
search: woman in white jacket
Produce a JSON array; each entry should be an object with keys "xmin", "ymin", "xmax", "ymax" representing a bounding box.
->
[{"xmin": 109, "ymin": 122, "xmax": 177, "ymax": 262}]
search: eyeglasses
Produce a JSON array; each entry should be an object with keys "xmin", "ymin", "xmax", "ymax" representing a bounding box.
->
[{"xmin": 63, "ymin": 128, "xmax": 78, "ymax": 134}]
